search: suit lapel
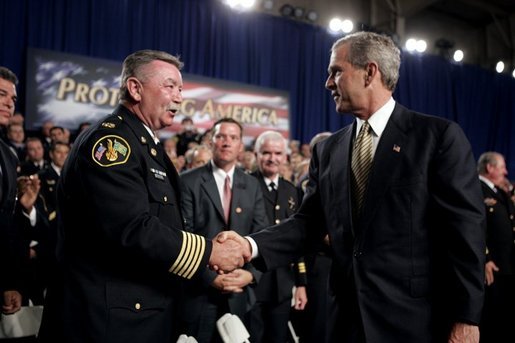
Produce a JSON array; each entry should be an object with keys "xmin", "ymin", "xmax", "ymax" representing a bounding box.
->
[
  {"xmin": 359, "ymin": 104, "xmax": 409, "ymax": 231},
  {"xmin": 330, "ymin": 126, "xmax": 354, "ymax": 233},
  {"xmin": 200, "ymin": 163, "xmax": 226, "ymax": 223},
  {"xmin": 231, "ymin": 169, "xmax": 247, "ymax": 227}
]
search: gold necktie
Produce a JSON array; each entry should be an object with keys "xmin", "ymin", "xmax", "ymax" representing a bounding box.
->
[{"xmin": 351, "ymin": 121, "xmax": 373, "ymax": 215}]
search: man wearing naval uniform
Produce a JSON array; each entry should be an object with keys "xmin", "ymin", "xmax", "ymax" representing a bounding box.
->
[{"xmin": 250, "ymin": 131, "xmax": 307, "ymax": 343}]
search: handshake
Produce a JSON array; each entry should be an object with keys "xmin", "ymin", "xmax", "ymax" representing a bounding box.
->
[{"xmin": 209, "ymin": 231, "xmax": 253, "ymax": 273}]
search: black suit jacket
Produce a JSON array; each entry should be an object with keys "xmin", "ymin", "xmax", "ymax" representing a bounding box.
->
[
  {"xmin": 0, "ymin": 139, "xmax": 22, "ymax": 292},
  {"xmin": 251, "ymin": 171, "xmax": 306, "ymax": 303},
  {"xmin": 38, "ymin": 105, "xmax": 212, "ymax": 343},
  {"xmin": 180, "ymin": 163, "xmax": 268, "ymax": 317},
  {"xmin": 481, "ymin": 181, "xmax": 515, "ymax": 275},
  {"xmin": 251, "ymin": 103, "xmax": 486, "ymax": 342}
]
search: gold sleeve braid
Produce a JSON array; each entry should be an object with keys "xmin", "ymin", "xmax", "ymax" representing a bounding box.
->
[
  {"xmin": 297, "ymin": 262, "xmax": 306, "ymax": 274},
  {"xmin": 169, "ymin": 231, "xmax": 207, "ymax": 279}
]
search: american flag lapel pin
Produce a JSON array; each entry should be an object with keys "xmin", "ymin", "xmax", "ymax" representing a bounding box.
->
[{"xmin": 393, "ymin": 144, "xmax": 401, "ymax": 153}]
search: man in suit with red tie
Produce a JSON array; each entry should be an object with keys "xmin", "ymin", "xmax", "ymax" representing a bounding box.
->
[
  {"xmin": 179, "ymin": 118, "xmax": 268, "ymax": 342},
  {"xmin": 219, "ymin": 31, "xmax": 486, "ymax": 342},
  {"xmin": 477, "ymin": 152, "xmax": 515, "ymax": 343}
]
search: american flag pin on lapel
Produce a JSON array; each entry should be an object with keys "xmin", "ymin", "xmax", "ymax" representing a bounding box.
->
[{"xmin": 393, "ymin": 144, "xmax": 401, "ymax": 153}]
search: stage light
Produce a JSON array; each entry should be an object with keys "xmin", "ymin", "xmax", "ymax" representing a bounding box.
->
[
  {"xmin": 415, "ymin": 40, "xmax": 427, "ymax": 53},
  {"xmin": 496, "ymin": 61, "xmax": 504, "ymax": 73},
  {"xmin": 240, "ymin": 0, "xmax": 255, "ymax": 9},
  {"xmin": 306, "ymin": 10, "xmax": 318, "ymax": 22},
  {"xmin": 329, "ymin": 18, "xmax": 342, "ymax": 33},
  {"xmin": 293, "ymin": 7, "xmax": 304, "ymax": 18},
  {"xmin": 262, "ymin": 0, "xmax": 273, "ymax": 10},
  {"xmin": 279, "ymin": 4, "xmax": 294, "ymax": 17},
  {"xmin": 341, "ymin": 19, "xmax": 353, "ymax": 33},
  {"xmin": 405, "ymin": 38, "xmax": 417, "ymax": 52},
  {"xmin": 453, "ymin": 50, "xmax": 464, "ymax": 62}
]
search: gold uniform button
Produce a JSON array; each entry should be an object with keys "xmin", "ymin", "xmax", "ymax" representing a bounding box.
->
[
  {"xmin": 135, "ymin": 303, "xmax": 141, "ymax": 310},
  {"xmin": 511, "ymin": 215, "xmax": 514, "ymax": 220},
  {"xmin": 163, "ymin": 196, "xmax": 168, "ymax": 202},
  {"xmin": 489, "ymin": 208, "xmax": 494, "ymax": 213},
  {"xmin": 140, "ymin": 136, "xmax": 147, "ymax": 144},
  {"xmin": 151, "ymin": 148, "xmax": 157, "ymax": 156},
  {"xmin": 275, "ymin": 205, "xmax": 280, "ymax": 210},
  {"xmin": 235, "ymin": 207, "xmax": 242, "ymax": 213},
  {"xmin": 275, "ymin": 219, "xmax": 280, "ymax": 224}
]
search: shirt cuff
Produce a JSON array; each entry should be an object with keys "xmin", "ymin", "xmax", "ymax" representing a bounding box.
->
[
  {"xmin": 23, "ymin": 207, "xmax": 37, "ymax": 227},
  {"xmin": 245, "ymin": 236, "xmax": 259, "ymax": 259}
]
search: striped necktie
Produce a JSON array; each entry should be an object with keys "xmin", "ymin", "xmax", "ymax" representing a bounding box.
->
[{"xmin": 351, "ymin": 121, "xmax": 373, "ymax": 215}]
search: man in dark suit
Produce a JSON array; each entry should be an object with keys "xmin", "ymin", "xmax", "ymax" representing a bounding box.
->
[
  {"xmin": 477, "ymin": 152, "xmax": 515, "ymax": 343},
  {"xmin": 0, "ymin": 66, "xmax": 23, "ymax": 316},
  {"xmin": 18, "ymin": 137, "xmax": 48, "ymax": 176},
  {"xmin": 179, "ymin": 118, "xmax": 268, "ymax": 342},
  {"xmin": 37, "ymin": 50, "xmax": 248, "ymax": 343},
  {"xmin": 249, "ymin": 130, "xmax": 307, "ymax": 343},
  {"xmin": 219, "ymin": 31, "xmax": 486, "ymax": 343}
]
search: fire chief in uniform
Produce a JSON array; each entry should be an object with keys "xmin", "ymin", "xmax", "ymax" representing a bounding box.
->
[{"xmin": 38, "ymin": 50, "xmax": 246, "ymax": 343}]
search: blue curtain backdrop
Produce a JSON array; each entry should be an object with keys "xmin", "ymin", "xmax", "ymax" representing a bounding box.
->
[{"xmin": 0, "ymin": 0, "xmax": 513, "ymax": 174}]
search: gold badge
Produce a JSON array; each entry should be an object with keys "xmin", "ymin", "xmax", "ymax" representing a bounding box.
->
[
  {"xmin": 91, "ymin": 135, "xmax": 131, "ymax": 167},
  {"xmin": 288, "ymin": 197, "xmax": 296, "ymax": 210},
  {"xmin": 101, "ymin": 122, "xmax": 116, "ymax": 129},
  {"xmin": 484, "ymin": 197, "xmax": 497, "ymax": 206}
]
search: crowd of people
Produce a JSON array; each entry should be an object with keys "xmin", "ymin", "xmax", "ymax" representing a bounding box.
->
[{"xmin": 0, "ymin": 31, "xmax": 514, "ymax": 343}]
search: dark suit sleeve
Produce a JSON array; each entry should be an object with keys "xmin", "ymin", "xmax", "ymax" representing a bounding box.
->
[
  {"xmin": 251, "ymin": 145, "xmax": 325, "ymax": 272},
  {"xmin": 429, "ymin": 122, "xmax": 485, "ymax": 324},
  {"xmin": 244, "ymin": 181, "xmax": 268, "ymax": 284}
]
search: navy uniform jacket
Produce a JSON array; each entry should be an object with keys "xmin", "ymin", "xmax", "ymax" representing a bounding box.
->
[
  {"xmin": 481, "ymin": 181, "xmax": 515, "ymax": 275},
  {"xmin": 179, "ymin": 163, "xmax": 268, "ymax": 319},
  {"xmin": 0, "ymin": 138, "xmax": 23, "ymax": 292},
  {"xmin": 251, "ymin": 171, "xmax": 306, "ymax": 303},
  {"xmin": 250, "ymin": 104, "xmax": 486, "ymax": 342},
  {"xmin": 38, "ymin": 105, "xmax": 212, "ymax": 343}
]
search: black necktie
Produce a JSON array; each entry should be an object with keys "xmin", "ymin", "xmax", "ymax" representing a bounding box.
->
[{"xmin": 269, "ymin": 181, "xmax": 277, "ymax": 200}]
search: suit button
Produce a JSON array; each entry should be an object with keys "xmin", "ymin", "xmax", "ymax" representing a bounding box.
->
[
  {"xmin": 163, "ymin": 196, "xmax": 168, "ymax": 202},
  {"xmin": 135, "ymin": 303, "xmax": 141, "ymax": 310}
]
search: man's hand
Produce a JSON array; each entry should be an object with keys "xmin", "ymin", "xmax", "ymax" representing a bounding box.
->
[
  {"xmin": 2, "ymin": 290, "xmax": 22, "ymax": 314},
  {"xmin": 211, "ymin": 269, "xmax": 251, "ymax": 293},
  {"xmin": 485, "ymin": 261, "xmax": 499, "ymax": 286},
  {"xmin": 18, "ymin": 175, "xmax": 40, "ymax": 213},
  {"xmin": 294, "ymin": 286, "xmax": 308, "ymax": 310},
  {"xmin": 448, "ymin": 323, "xmax": 479, "ymax": 343},
  {"xmin": 216, "ymin": 230, "xmax": 252, "ymax": 261},
  {"xmin": 209, "ymin": 231, "xmax": 250, "ymax": 273}
]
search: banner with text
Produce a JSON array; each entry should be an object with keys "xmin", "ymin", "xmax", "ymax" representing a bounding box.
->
[{"xmin": 25, "ymin": 48, "xmax": 290, "ymax": 144}]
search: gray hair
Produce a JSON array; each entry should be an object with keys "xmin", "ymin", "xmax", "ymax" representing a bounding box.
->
[
  {"xmin": 332, "ymin": 31, "xmax": 400, "ymax": 91},
  {"xmin": 477, "ymin": 151, "xmax": 503, "ymax": 175},
  {"xmin": 120, "ymin": 50, "xmax": 183, "ymax": 101},
  {"xmin": 0, "ymin": 66, "xmax": 18, "ymax": 85},
  {"xmin": 254, "ymin": 131, "xmax": 287, "ymax": 153}
]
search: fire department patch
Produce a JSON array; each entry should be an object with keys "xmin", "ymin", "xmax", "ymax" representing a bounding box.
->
[{"xmin": 91, "ymin": 135, "xmax": 131, "ymax": 167}]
